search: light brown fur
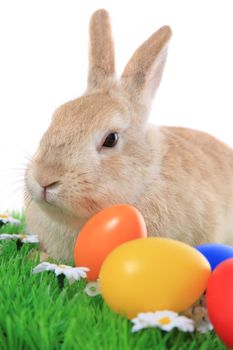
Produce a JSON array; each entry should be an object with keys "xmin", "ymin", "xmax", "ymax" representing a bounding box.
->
[{"xmin": 24, "ymin": 9, "xmax": 233, "ymax": 262}]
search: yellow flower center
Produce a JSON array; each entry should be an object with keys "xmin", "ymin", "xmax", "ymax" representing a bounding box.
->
[
  {"xmin": 0, "ymin": 214, "xmax": 9, "ymax": 219},
  {"xmin": 19, "ymin": 234, "xmax": 28, "ymax": 239},
  {"xmin": 159, "ymin": 317, "xmax": 171, "ymax": 325},
  {"xmin": 58, "ymin": 264, "xmax": 70, "ymax": 269}
]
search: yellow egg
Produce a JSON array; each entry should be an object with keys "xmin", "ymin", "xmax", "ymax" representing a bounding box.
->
[{"xmin": 99, "ymin": 237, "xmax": 211, "ymax": 319}]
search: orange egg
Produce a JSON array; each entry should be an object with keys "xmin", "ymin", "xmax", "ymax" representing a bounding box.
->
[{"xmin": 74, "ymin": 204, "xmax": 147, "ymax": 280}]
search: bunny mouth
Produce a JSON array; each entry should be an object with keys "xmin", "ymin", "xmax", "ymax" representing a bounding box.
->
[
  {"xmin": 41, "ymin": 189, "xmax": 60, "ymax": 208},
  {"xmin": 42, "ymin": 187, "xmax": 55, "ymax": 204},
  {"xmin": 28, "ymin": 181, "xmax": 62, "ymax": 209}
]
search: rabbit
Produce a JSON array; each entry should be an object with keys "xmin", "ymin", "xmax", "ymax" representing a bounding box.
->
[{"xmin": 24, "ymin": 9, "xmax": 233, "ymax": 262}]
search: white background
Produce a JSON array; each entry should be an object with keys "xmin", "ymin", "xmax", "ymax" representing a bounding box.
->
[{"xmin": 0, "ymin": 0, "xmax": 233, "ymax": 212}]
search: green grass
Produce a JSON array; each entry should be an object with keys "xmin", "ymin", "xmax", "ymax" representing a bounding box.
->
[{"xmin": 0, "ymin": 215, "xmax": 227, "ymax": 350}]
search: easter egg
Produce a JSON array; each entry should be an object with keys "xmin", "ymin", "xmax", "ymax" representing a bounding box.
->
[
  {"xmin": 99, "ymin": 237, "xmax": 211, "ymax": 319},
  {"xmin": 206, "ymin": 258, "xmax": 233, "ymax": 349},
  {"xmin": 196, "ymin": 243, "xmax": 233, "ymax": 270},
  {"xmin": 74, "ymin": 204, "xmax": 147, "ymax": 280}
]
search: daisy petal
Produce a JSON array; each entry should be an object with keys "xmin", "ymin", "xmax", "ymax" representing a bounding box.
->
[
  {"xmin": 131, "ymin": 322, "xmax": 146, "ymax": 333},
  {"xmin": 33, "ymin": 262, "xmax": 57, "ymax": 274},
  {"xmin": 174, "ymin": 316, "xmax": 195, "ymax": 332},
  {"xmin": 62, "ymin": 270, "xmax": 81, "ymax": 284},
  {"xmin": 0, "ymin": 234, "xmax": 19, "ymax": 240},
  {"xmin": 0, "ymin": 234, "xmax": 13, "ymax": 240},
  {"xmin": 76, "ymin": 267, "xmax": 89, "ymax": 276},
  {"xmin": 20, "ymin": 234, "xmax": 39, "ymax": 243}
]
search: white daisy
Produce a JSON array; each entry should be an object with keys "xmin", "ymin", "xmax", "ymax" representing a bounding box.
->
[
  {"xmin": 154, "ymin": 311, "xmax": 182, "ymax": 332},
  {"xmin": 131, "ymin": 310, "xmax": 194, "ymax": 333},
  {"xmin": 18, "ymin": 234, "xmax": 39, "ymax": 243},
  {"xmin": 84, "ymin": 281, "xmax": 100, "ymax": 297},
  {"xmin": 0, "ymin": 233, "xmax": 39, "ymax": 243},
  {"xmin": 0, "ymin": 214, "xmax": 20, "ymax": 226},
  {"xmin": 32, "ymin": 262, "xmax": 90, "ymax": 284}
]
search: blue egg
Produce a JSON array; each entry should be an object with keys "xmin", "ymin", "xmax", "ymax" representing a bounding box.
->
[{"xmin": 196, "ymin": 243, "xmax": 233, "ymax": 270}]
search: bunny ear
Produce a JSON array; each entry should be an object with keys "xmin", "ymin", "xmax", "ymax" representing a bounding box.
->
[
  {"xmin": 121, "ymin": 26, "xmax": 172, "ymax": 117},
  {"xmin": 87, "ymin": 9, "xmax": 115, "ymax": 90}
]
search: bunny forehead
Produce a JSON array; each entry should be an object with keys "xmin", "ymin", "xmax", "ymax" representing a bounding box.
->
[{"xmin": 42, "ymin": 93, "xmax": 130, "ymax": 148}]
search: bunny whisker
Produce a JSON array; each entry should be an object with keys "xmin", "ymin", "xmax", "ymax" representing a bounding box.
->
[{"xmin": 18, "ymin": 147, "xmax": 37, "ymax": 164}]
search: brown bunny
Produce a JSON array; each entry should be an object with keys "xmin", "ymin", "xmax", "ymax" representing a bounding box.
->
[{"xmin": 24, "ymin": 9, "xmax": 233, "ymax": 261}]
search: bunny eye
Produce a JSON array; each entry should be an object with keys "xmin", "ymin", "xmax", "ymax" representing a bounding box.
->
[{"xmin": 102, "ymin": 132, "xmax": 119, "ymax": 148}]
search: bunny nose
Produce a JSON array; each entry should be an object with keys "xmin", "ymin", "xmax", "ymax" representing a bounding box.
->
[{"xmin": 42, "ymin": 181, "xmax": 60, "ymax": 201}]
